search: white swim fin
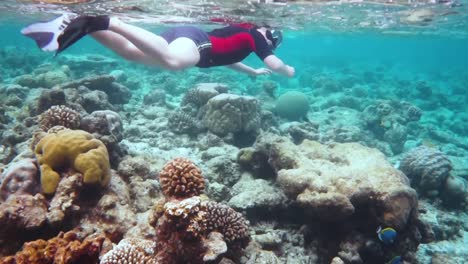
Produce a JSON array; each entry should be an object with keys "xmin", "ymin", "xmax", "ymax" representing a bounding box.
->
[{"xmin": 21, "ymin": 13, "xmax": 76, "ymax": 52}]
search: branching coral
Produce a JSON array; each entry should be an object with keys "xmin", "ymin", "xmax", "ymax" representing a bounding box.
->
[
  {"xmin": 204, "ymin": 201, "xmax": 250, "ymax": 246},
  {"xmin": 159, "ymin": 158, "xmax": 205, "ymax": 199},
  {"xmin": 39, "ymin": 105, "xmax": 81, "ymax": 131},
  {"xmin": 100, "ymin": 238, "xmax": 157, "ymax": 264},
  {"xmin": 151, "ymin": 157, "xmax": 250, "ymax": 263}
]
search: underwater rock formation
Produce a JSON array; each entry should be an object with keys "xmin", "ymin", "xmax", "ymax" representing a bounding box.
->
[
  {"xmin": 59, "ymin": 75, "xmax": 131, "ymax": 105},
  {"xmin": 400, "ymin": 146, "xmax": 452, "ymax": 198},
  {"xmin": 256, "ymin": 133, "xmax": 418, "ymax": 228},
  {"xmin": 80, "ymin": 110, "xmax": 126, "ymax": 166},
  {"xmin": 363, "ymin": 100, "xmax": 422, "ymax": 154},
  {"xmin": 203, "ymin": 94, "xmax": 261, "ymax": 136},
  {"xmin": 182, "ymin": 83, "xmax": 228, "ymax": 107},
  {"xmin": 0, "ymin": 158, "xmax": 38, "ymax": 200},
  {"xmin": 0, "ymin": 230, "xmax": 106, "ymax": 264},
  {"xmin": 143, "ymin": 88, "xmax": 167, "ymax": 106},
  {"xmin": 242, "ymin": 133, "xmax": 425, "ymax": 263}
]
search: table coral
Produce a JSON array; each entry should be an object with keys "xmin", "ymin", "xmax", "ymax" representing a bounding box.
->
[{"xmin": 34, "ymin": 129, "xmax": 110, "ymax": 194}]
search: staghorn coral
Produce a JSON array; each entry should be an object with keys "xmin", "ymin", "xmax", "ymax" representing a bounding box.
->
[
  {"xmin": 100, "ymin": 238, "xmax": 157, "ymax": 264},
  {"xmin": 0, "ymin": 230, "xmax": 106, "ymax": 264},
  {"xmin": 159, "ymin": 158, "xmax": 205, "ymax": 199},
  {"xmin": 34, "ymin": 129, "xmax": 111, "ymax": 194},
  {"xmin": 39, "ymin": 105, "xmax": 81, "ymax": 131},
  {"xmin": 399, "ymin": 146, "xmax": 452, "ymax": 197}
]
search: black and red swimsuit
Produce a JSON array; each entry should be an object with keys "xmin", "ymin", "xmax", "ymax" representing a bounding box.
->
[{"xmin": 160, "ymin": 25, "xmax": 274, "ymax": 68}]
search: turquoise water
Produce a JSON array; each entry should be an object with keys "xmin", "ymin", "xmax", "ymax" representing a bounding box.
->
[{"xmin": 1, "ymin": 1, "xmax": 468, "ymax": 263}]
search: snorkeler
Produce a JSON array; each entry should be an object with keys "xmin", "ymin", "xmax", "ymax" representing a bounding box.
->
[{"xmin": 21, "ymin": 14, "xmax": 295, "ymax": 78}]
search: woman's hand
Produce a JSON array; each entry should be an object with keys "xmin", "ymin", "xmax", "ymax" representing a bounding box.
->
[{"xmin": 254, "ymin": 68, "xmax": 272, "ymax": 76}]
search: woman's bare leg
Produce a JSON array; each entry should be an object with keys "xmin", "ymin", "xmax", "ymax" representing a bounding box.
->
[
  {"xmin": 107, "ymin": 18, "xmax": 200, "ymax": 70},
  {"xmin": 90, "ymin": 31, "xmax": 159, "ymax": 65}
]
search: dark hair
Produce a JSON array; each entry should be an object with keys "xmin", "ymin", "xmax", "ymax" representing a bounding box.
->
[{"xmin": 266, "ymin": 29, "xmax": 283, "ymax": 49}]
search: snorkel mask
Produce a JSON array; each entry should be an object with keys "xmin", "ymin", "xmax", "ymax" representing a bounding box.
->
[{"xmin": 266, "ymin": 29, "xmax": 283, "ymax": 49}]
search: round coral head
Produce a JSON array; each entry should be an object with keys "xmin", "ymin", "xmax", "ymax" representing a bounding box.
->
[{"xmin": 159, "ymin": 158, "xmax": 205, "ymax": 199}]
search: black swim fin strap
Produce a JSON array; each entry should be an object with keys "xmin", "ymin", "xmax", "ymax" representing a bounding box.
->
[{"xmin": 56, "ymin": 15, "xmax": 110, "ymax": 55}]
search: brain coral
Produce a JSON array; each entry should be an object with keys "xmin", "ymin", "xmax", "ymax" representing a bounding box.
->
[
  {"xmin": 159, "ymin": 158, "xmax": 205, "ymax": 199},
  {"xmin": 274, "ymin": 91, "xmax": 310, "ymax": 120},
  {"xmin": 34, "ymin": 129, "xmax": 111, "ymax": 194},
  {"xmin": 399, "ymin": 146, "xmax": 452, "ymax": 197}
]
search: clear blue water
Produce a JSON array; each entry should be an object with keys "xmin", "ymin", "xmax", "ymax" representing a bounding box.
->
[{"xmin": 0, "ymin": 1, "xmax": 468, "ymax": 263}]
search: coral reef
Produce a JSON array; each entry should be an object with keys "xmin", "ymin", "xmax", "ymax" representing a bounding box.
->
[
  {"xmin": 241, "ymin": 133, "xmax": 426, "ymax": 263},
  {"xmin": 0, "ymin": 230, "xmax": 106, "ymax": 264},
  {"xmin": 203, "ymin": 94, "xmax": 261, "ymax": 136},
  {"xmin": 159, "ymin": 157, "xmax": 205, "ymax": 199},
  {"xmin": 59, "ymin": 75, "xmax": 131, "ymax": 105},
  {"xmin": 34, "ymin": 129, "xmax": 110, "ymax": 194},
  {"xmin": 100, "ymin": 238, "xmax": 157, "ymax": 264},
  {"xmin": 182, "ymin": 83, "xmax": 228, "ymax": 107},
  {"xmin": 168, "ymin": 111, "xmax": 204, "ymax": 135},
  {"xmin": 80, "ymin": 110, "xmax": 126, "ymax": 165},
  {"xmin": 274, "ymin": 91, "xmax": 310, "ymax": 121},
  {"xmin": 39, "ymin": 105, "xmax": 81, "ymax": 131},
  {"xmin": 400, "ymin": 146, "xmax": 452, "ymax": 198},
  {"xmin": 363, "ymin": 100, "xmax": 422, "ymax": 154},
  {"xmin": 0, "ymin": 158, "xmax": 38, "ymax": 200},
  {"xmin": 152, "ymin": 157, "xmax": 249, "ymax": 263}
]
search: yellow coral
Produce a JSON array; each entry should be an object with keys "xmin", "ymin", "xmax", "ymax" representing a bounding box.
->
[{"xmin": 35, "ymin": 129, "xmax": 111, "ymax": 194}]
